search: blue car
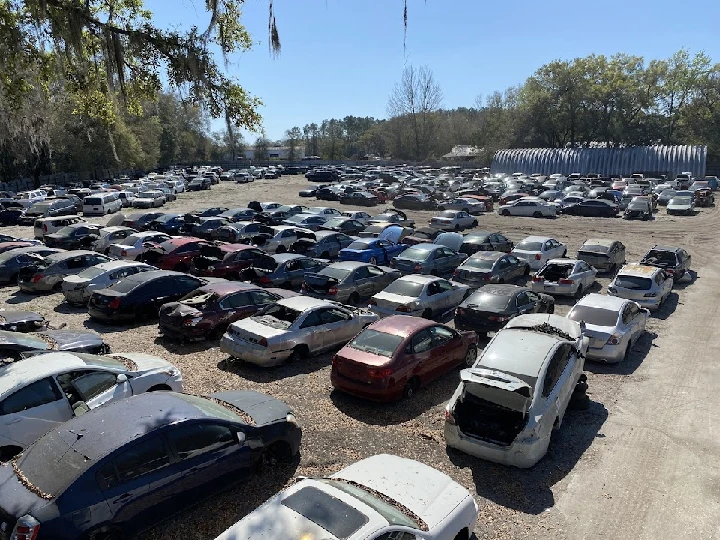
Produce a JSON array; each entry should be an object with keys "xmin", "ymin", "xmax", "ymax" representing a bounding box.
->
[
  {"xmin": 339, "ymin": 237, "xmax": 407, "ymax": 264},
  {"xmin": 0, "ymin": 391, "xmax": 302, "ymax": 540}
]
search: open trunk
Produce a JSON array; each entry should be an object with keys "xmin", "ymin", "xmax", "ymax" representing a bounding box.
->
[
  {"xmin": 303, "ymin": 273, "xmax": 337, "ymax": 294},
  {"xmin": 291, "ymin": 238, "xmax": 316, "ymax": 254},
  {"xmin": 537, "ymin": 263, "xmax": 573, "ymax": 282}
]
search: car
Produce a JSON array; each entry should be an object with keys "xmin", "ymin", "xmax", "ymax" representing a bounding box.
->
[
  {"xmin": 459, "ymin": 231, "xmax": 514, "ymax": 255},
  {"xmin": 0, "ymin": 310, "xmax": 47, "ymax": 332},
  {"xmin": 341, "ymin": 210, "xmax": 372, "ymax": 225},
  {"xmin": 159, "ymin": 282, "xmax": 293, "ymax": 341},
  {"xmin": 290, "ymin": 230, "xmax": 355, "ymax": 259},
  {"xmin": 218, "ymin": 207, "xmax": 258, "ymax": 222},
  {"xmin": 18, "ymin": 198, "xmax": 76, "ymax": 224},
  {"xmin": 511, "ymin": 236, "xmax": 567, "ymax": 270},
  {"xmin": 121, "ymin": 211, "xmax": 166, "ymax": 230},
  {"xmin": 454, "ymin": 284, "xmax": 555, "ymax": 335},
  {"xmin": 88, "ymin": 270, "xmax": 217, "ymax": 322},
  {"xmin": 666, "ymin": 195, "xmax": 695, "ymax": 215},
  {"xmin": 253, "ymin": 209, "xmax": 293, "ymax": 226},
  {"xmin": 567, "ymin": 293, "xmax": 648, "ymax": 363},
  {"xmin": 0, "ymin": 205, "xmax": 25, "ymax": 225},
  {"xmin": 657, "ymin": 189, "xmax": 677, "ymax": 206},
  {"xmin": 438, "ymin": 197, "xmax": 487, "ymax": 213},
  {"xmin": 191, "ymin": 244, "xmax": 273, "ymax": 279},
  {"xmin": 562, "ymin": 199, "xmax": 619, "ymax": 217},
  {"xmin": 429, "ymin": 210, "xmax": 478, "ymax": 231},
  {"xmin": 499, "ymin": 197, "xmax": 556, "ymax": 218},
  {"xmin": 183, "ymin": 207, "xmax": 229, "ymax": 227},
  {"xmin": 211, "ymin": 221, "xmax": 274, "ymax": 243},
  {"xmin": 0, "ymin": 327, "xmax": 109, "ymax": 362},
  {"xmin": 694, "ymin": 187, "xmax": 714, "ymax": 207},
  {"xmin": 43, "ymin": 223, "xmax": 103, "ymax": 249},
  {"xmin": 607, "ymin": 263, "xmax": 673, "ymax": 310},
  {"xmin": 147, "ymin": 212, "xmax": 185, "ymax": 234},
  {"xmin": 403, "ymin": 226, "xmax": 444, "ymax": 246},
  {"xmin": 187, "ymin": 176, "xmax": 212, "ymax": 190},
  {"xmin": 319, "ymin": 217, "xmax": 366, "ymax": 235},
  {"xmin": 132, "ymin": 190, "xmax": 166, "ymax": 208},
  {"xmin": 623, "ymin": 199, "xmax": 652, "ymax": 220},
  {"xmin": 140, "ymin": 237, "xmax": 212, "ymax": 271},
  {"xmin": 306, "ymin": 206, "xmax": 342, "ymax": 217},
  {"xmin": 389, "ymin": 236, "xmax": 467, "ymax": 276},
  {"xmin": 0, "ymin": 246, "xmax": 63, "ymax": 284},
  {"xmin": 302, "ymin": 261, "xmax": 401, "ymax": 305},
  {"xmin": 640, "ymin": 245, "xmax": 691, "ymax": 280},
  {"xmin": 576, "ymin": 238, "xmax": 626, "ymax": 273},
  {"xmin": 445, "ymin": 314, "xmax": 588, "ymax": 467},
  {"xmin": 452, "ymin": 251, "xmax": 529, "ymax": 287},
  {"xmin": 368, "ymin": 211, "xmax": 415, "ymax": 228},
  {"xmin": 0, "ymin": 390, "xmax": 301, "ymax": 540},
  {"xmin": 220, "ymin": 296, "xmax": 379, "ymax": 367},
  {"xmin": 214, "ymin": 453, "xmax": 478, "ymax": 540},
  {"xmin": 61, "ymin": 260, "xmax": 155, "ymax": 305},
  {"xmin": 369, "ymin": 275, "xmax": 469, "ymax": 319},
  {"xmin": 89, "ymin": 225, "xmax": 137, "ymax": 254},
  {"xmin": 392, "ymin": 193, "xmax": 438, "ymax": 210},
  {"xmin": 107, "ymin": 231, "xmax": 171, "ymax": 260},
  {"xmin": 0, "ymin": 351, "xmax": 182, "ymax": 458},
  {"xmin": 340, "ymin": 191, "xmax": 379, "ymax": 206},
  {"xmin": 331, "ymin": 316, "xmax": 479, "ymax": 401},
  {"xmin": 531, "ymin": 258, "xmax": 597, "ymax": 298},
  {"xmin": 189, "ymin": 216, "xmax": 231, "ymax": 239},
  {"xmin": 239, "ymin": 253, "xmax": 328, "ymax": 289},
  {"xmin": 298, "ymin": 187, "xmax": 316, "ymax": 197},
  {"xmin": 252, "ymin": 225, "xmax": 315, "ymax": 254},
  {"xmin": 18, "ymin": 250, "xmax": 111, "ymax": 293},
  {"xmin": 339, "ymin": 225, "xmax": 408, "ymax": 265}
]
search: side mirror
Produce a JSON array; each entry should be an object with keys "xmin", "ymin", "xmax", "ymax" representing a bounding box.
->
[
  {"xmin": 116, "ymin": 373, "xmax": 128, "ymax": 383},
  {"xmin": 236, "ymin": 432, "xmax": 246, "ymax": 446}
]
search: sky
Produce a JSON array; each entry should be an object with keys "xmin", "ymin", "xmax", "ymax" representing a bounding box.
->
[{"xmin": 146, "ymin": 0, "xmax": 720, "ymax": 142}]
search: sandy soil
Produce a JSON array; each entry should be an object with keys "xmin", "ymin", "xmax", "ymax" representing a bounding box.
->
[{"xmin": 2, "ymin": 175, "xmax": 717, "ymax": 539}]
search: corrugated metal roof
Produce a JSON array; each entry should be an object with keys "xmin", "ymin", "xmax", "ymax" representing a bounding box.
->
[{"xmin": 491, "ymin": 146, "xmax": 707, "ymax": 178}]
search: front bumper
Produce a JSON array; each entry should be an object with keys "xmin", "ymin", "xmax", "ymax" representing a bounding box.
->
[
  {"xmin": 369, "ymin": 305, "xmax": 423, "ymax": 318},
  {"xmin": 219, "ymin": 335, "xmax": 290, "ymax": 367},
  {"xmin": 444, "ymin": 424, "xmax": 549, "ymax": 468},
  {"xmin": 159, "ymin": 321, "xmax": 209, "ymax": 341}
]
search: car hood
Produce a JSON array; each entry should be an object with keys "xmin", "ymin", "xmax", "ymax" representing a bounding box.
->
[
  {"xmin": 210, "ymin": 390, "xmax": 291, "ymax": 426},
  {"xmin": 232, "ymin": 317, "xmax": 291, "ymax": 340},
  {"xmin": 460, "ymin": 367, "xmax": 532, "ymax": 414},
  {"xmin": 377, "ymin": 225, "xmax": 404, "ymax": 243},
  {"xmin": 40, "ymin": 330, "xmax": 104, "ymax": 350},
  {"xmin": 63, "ymin": 275, "xmax": 90, "ymax": 286},
  {"xmin": 108, "ymin": 352, "xmax": 173, "ymax": 372},
  {"xmin": 0, "ymin": 310, "xmax": 45, "ymax": 326}
]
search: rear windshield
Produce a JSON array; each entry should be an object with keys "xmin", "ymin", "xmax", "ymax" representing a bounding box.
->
[
  {"xmin": 282, "ymin": 486, "xmax": 368, "ymax": 539},
  {"xmin": 106, "ymin": 276, "xmax": 143, "ymax": 293},
  {"xmin": 320, "ymin": 267, "xmax": 352, "ymax": 280},
  {"xmin": 383, "ymin": 280, "xmax": 425, "ymax": 297},
  {"xmin": 465, "ymin": 291, "xmax": 512, "ymax": 310},
  {"xmin": 398, "ymin": 247, "xmax": 430, "ymax": 261},
  {"xmin": 643, "ymin": 250, "xmax": 676, "ymax": 265},
  {"xmin": 77, "ymin": 266, "xmax": 106, "ymax": 279},
  {"xmin": 614, "ymin": 275, "xmax": 652, "ymax": 290},
  {"xmin": 84, "ymin": 197, "xmax": 102, "ymax": 206},
  {"xmin": 347, "ymin": 241, "xmax": 370, "ymax": 250},
  {"xmin": 348, "ymin": 329, "xmax": 403, "ymax": 357},
  {"xmin": 463, "ymin": 257, "xmax": 495, "ymax": 270},
  {"xmin": 567, "ymin": 305, "xmax": 619, "ymax": 327},
  {"xmin": 516, "ymin": 241, "xmax": 542, "ymax": 251},
  {"xmin": 580, "ymin": 244, "xmax": 609, "ymax": 254}
]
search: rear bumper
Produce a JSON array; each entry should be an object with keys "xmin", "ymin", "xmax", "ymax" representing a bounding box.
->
[
  {"xmin": 444, "ymin": 424, "xmax": 548, "ymax": 468},
  {"xmin": 454, "ymin": 316, "xmax": 504, "ymax": 334},
  {"xmin": 219, "ymin": 335, "xmax": 289, "ymax": 366},
  {"xmin": 369, "ymin": 305, "xmax": 423, "ymax": 318},
  {"xmin": 159, "ymin": 321, "xmax": 208, "ymax": 341},
  {"xmin": 586, "ymin": 342, "xmax": 626, "ymax": 363},
  {"xmin": 87, "ymin": 306, "xmax": 133, "ymax": 322},
  {"xmin": 330, "ymin": 371, "xmax": 403, "ymax": 402}
]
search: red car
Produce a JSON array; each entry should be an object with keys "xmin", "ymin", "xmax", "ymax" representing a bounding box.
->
[
  {"xmin": 191, "ymin": 243, "xmax": 274, "ymax": 279},
  {"xmin": 331, "ymin": 315, "xmax": 478, "ymax": 402},
  {"xmin": 141, "ymin": 237, "xmax": 211, "ymax": 271}
]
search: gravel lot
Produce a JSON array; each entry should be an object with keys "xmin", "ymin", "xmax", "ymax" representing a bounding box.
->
[{"xmin": 2, "ymin": 176, "xmax": 717, "ymax": 539}]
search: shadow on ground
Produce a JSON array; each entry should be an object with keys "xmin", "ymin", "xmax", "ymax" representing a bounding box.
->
[{"xmin": 585, "ymin": 330, "xmax": 658, "ymax": 376}]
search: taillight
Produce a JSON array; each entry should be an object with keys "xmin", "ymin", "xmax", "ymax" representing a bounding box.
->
[
  {"xmin": 535, "ymin": 254, "xmax": 542, "ymax": 260},
  {"xmin": 456, "ymin": 308, "xmax": 466, "ymax": 316},
  {"xmin": 413, "ymin": 264, "xmax": 422, "ymax": 272},
  {"xmin": 532, "ymin": 275, "xmax": 544, "ymax": 282},
  {"xmin": 559, "ymin": 278, "xmax": 574, "ymax": 284},
  {"xmin": 445, "ymin": 409, "xmax": 456, "ymax": 425},
  {"xmin": 396, "ymin": 305, "xmax": 411, "ymax": 312},
  {"xmin": 331, "ymin": 355, "xmax": 339, "ymax": 367},
  {"xmin": 258, "ymin": 275, "xmax": 272, "ymax": 285},
  {"xmin": 13, "ymin": 516, "xmax": 40, "ymax": 540},
  {"xmin": 258, "ymin": 337, "xmax": 268, "ymax": 347},
  {"xmin": 42, "ymin": 224, "xmax": 47, "ymax": 232},
  {"xmin": 368, "ymin": 368, "xmax": 392, "ymax": 379},
  {"xmin": 31, "ymin": 274, "xmax": 43, "ymax": 283},
  {"xmin": 120, "ymin": 249, "xmax": 127, "ymax": 257},
  {"xmin": 369, "ymin": 299, "xmax": 377, "ymax": 306},
  {"xmin": 108, "ymin": 297, "xmax": 121, "ymax": 309},
  {"xmin": 328, "ymin": 287, "xmax": 338, "ymax": 295},
  {"xmin": 488, "ymin": 315, "xmax": 510, "ymax": 322}
]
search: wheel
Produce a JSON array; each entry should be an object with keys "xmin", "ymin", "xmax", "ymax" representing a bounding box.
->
[
  {"xmin": 421, "ymin": 308, "xmax": 432, "ymax": 319},
  {"xmin": 286, "ymin": 345, "xmax": 308, "ymax": 363},
  {"xmin": 0, "ymin": 446, "xmax": 22, "ymax": 462},
  {"xmin": 463, "ymin": 345, "xmax": 478, "ymax": 367},
  {"xmin": 533, "ymin": 211, "xmax": 543, "ymax": 218},
  {"xmin": 471, "ymin": 220, "xmax": 478, "ymax": 226},
  {"xmin": 501, "ymin": 209, "xmax": 510, "ymax": 216},
  {"xmin": 561, "ymin": 250, "xmax": 567, "ymax": 257},
  {"xmin": 454, "ymin": 224, "xmax": 460, "ymax": 231},
  {"xmin": 368, "ymin": 256, "xmax": 378, "ymax": 265},
  {"xmin": 348, "ymin": 292, "xmax": 360, "ymax": 305},
  {"xmin": 320, "ymin": 251, "xmax": 330, "ymax": 259},
  {"xmin": 453, "ymin": 529, "xmax": 470, "ymax": 540},
  {"xmin": 147, "ymin": 385, "xmax": 172, "ymax": 392},
  {"xmin": 276, "ymin": 245, "xmax": 286, "ymax": 254},
  {"xmin": 402, "ymin": 378, "xmax": 418, "ymax": 399},
  {"xmin": 574, "ymin": 284, "xmax": 583, "ymax": 299},
  {"xmin": 174, "ymin": 263, "xmax": 188, "ymax": 272},
  {"xmin": 624, "ymin": 342, "xmax": 632, "ymax": 361}
]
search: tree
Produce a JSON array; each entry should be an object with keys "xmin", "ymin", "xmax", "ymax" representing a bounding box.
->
[
  {"xmin": 253, "ymin": 136, "xmax": 270, "ymax": 162},
  {"xmin": 284, "ymin": 127, "xmax": 303, "ymax": 161},
  {"xmin": 387, "ymin": 65, "xmax": 443, "ymax": 159}
]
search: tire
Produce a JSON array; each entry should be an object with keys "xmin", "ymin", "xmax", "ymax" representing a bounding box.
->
[
  {"xmin": 463, "ymin": 345, "xmax": 478, "ymax": 367},
  {"xmin": 174, "ymin": 263, "xmax": 188, "ymax": 272},
  {"xmin": 87, "ymin": 526, "xmax": 124, "ymax": 540},
  {"xmin": 533, "ymin": 211, "xmax": 543, "ymax": 218},
  {"xmin": 147, "ymin": 385, "xmax": 172, "ymax": 392},
  {"xmin": 454, "ymin": 224, "xmax": 460, "ymax": 231},
  {"xmin": 575, "ymin": 284, "xmax": 583, "ymax": 299},
  {"xmin": 369, "ymin": 256, "xmax": 378, "ymax": 265},
  {"xmin": 547, "ymin": 302, "xmax": 555, "ymax": 314},
  {"xmin": 287, "ymin": 345, "xmax": 308, "ymax": 364},
  {"xmin": 471, "ymin": 220, "xmax": 478, "ymax": 227},
  {"xmin": 421, "ymin": 308, "xmax": 433, "ymax": 319},
  {"xmin": 349, "ymin": 292, "xmax": 360, "ymax": 305},
  {"xmin": 569, "ymin": 393, "xmax": 590, "ymax": 410},
  {"xmin": 402, "ymin": 378, "xmax": 418, "ymax": 399},
  {"xmin": 523, "ymin": 265, "xmax": 530, "ymax": 276},
  {"xmin": 0, "ymin": 446, "xmax": 22, "ymax": 462},
  {"xmin": 276, "ymin": 245, "xmax": 286, "ymax": 254},
  {"xmin": 501, "ymin": 209, "xmax": 510, "ymax": 216}
]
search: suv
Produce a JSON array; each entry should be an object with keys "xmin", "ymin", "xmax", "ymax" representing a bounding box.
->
[
  {"xmin": 640, "ymin": 245, "xmax": 691, "ymax": 280},
  {"xmin": 608, "ymin": 263, "xmax": 673, "ymax": 310}
]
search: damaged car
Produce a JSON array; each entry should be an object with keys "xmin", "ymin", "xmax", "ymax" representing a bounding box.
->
[
  {"xmin": 369, "ymin": 275, "xmax": 469, "ymax": 319},
  {"xmin": 302, "ymin": 261, "xmax": 401, "ymax": 305},
  {"xmin": 290, "ymin": 230, "xmax": 355, "ymax": 259},
  {"xmin": 0, "ymin": 310, "xmax": 47, "ymax": 332},
  {"xmin": 576, "ymin": 238, "xmax": 626, "ymax": 273},
  {"xmin": 0, "ymin": 328, "xmax": 110, "ymax": 362},
  {"xmin": 240, "ymin": 253, "xmax": 328, "ymax": 289},
  {"xmin": 531, "ymin": 258, "xmax": 597, "ymax": 298}
]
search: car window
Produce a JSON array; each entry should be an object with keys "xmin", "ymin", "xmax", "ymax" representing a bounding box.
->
[
  {"xmin": 249, "ymin": 290, "xmax": 277, "ymax": 305},
  {"xmin": 319, "ymin": 308, "xmax": 351, "ymax": 324},
  {"xmin": 542, "ymin": 343, "xmax": 573, "ymax": 398},
  {"xmin": 367, "ymin": 265, "xmax": 384, "ymax": 276},
  {"xmin": 0, "ymin": 378, "xmax": 62, "ymax": 415},
  {"xmin": 66, "ymin": 257, "xmax": 86, "ymax": 270},
  {"xmin": 437, "ymin": 279, "xmax": 453, "ymax": 292},
  {"xmin": 166, "ymin": 422, "xmax": 235, "ymax": 460},
  {"xmin": 354, "ymin": 266, "xmax": 371, "ymax": 280},
  {"xmin": 621, "ymin": 305, "xmax": 633, "ymax": 324},
  {"xmin": 516, "ymin": 291, "xmax": 529, "ymax": 306},
  {"xmin": 430, "ymin": 325, "xmax": 455, "ymax": 346},
  {"xmin": 299, "ymin": 310, "xmax": 322, "ymax": 329},
  {"xmin": 408, "ymin": 330, "xmax": 433, "ymax": 354},
  {"xmin": 507, "ymin": 255, "xmax": 519, "ymax": 264},
  {"xmin": 71, "ymin": 371, "xmax": 118, "ymax": 401},
  {"xmin": 221, "ymin": 292, "xmax": 252, "ymax": 309},
  {"xmin": 176, "ymin": 276, "xmax": 201, "ymax": 291},
  {"xmin": 107, "ymin": 436, "xmax": 170, "ymax": 488}
]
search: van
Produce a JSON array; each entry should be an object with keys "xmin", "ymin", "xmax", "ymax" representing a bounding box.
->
[
  {"xmin": 34, "ymin": 215, "xmax": 85, "ymax": 239},
  {"xmin": 82, "ymin": 192, "xmax": 123, "ymax": 216}
]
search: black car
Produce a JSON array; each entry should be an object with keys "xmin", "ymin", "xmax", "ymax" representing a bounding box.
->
[
  {"xmin": 453, "ymin": 284, "xmax": 554, "ymax": 335},
  {"xmin": 563, "ymin": 199, "xmax": 618, "ymax": 217},
  {"xmin": 623, "ymin": 200, "xmax": 652, "ymax": 220},
  {"xmin": 290, "ymin": 231, "xmax": 355, "ymax": 259},
  {"xmin": 88, "ymin": 270, "xmax": 215, "ymax": 322},
  {"xmin": 340, "ymin": 192, "xmax": 379, "ymax": 206},
  {"xmin": 392, "ymin": 193, "xmax": 437, "ymax": 210},
  {"xmin": 315, "ymin": 187, "xmax": 342, "ymax": 201},
  {"xmin": 189, "ymin": 217, "xmax": 231, "ymax": 239},
  {"xmin": 319, "ymin": 217, "xmax": 366, "ymax": 235},
  {"xmin": 306, "ymin": 169, "xmax": 339, "ymax": 182},
  {"xmin": 183, "ymin": 207, "xmax": 229, "ymax": 232},
  {"xmin": 0, "ymin": 328, "xmax": 109, "ymax": 362},
  {"xmin": 122, "ymin": 212, "xmax": 166, "ymax": 231},
  {"xmin": 452, "ymin": 251, "xmax": 530, "ymax": 287},
  {"xmin": 149, "ymin": 213, "xmax": 185, "ymax": 234},
  {"xmin": 459, "ymin": 231, "xmax": 514, "ymax": 255},
  {"xmin": 43, "ymin": 223, "xmax": 103, "ymax": 249},
  {"xmin": 0, "ymin": 203, "xmax": 26, "ymax": 225},
  {"xmin": 187, "ymin": 177, "xmax": 212, "ymax": 190},
  {"xmin": 254, "ymin": 209, "xmax": 291, "ymax": 226},
  {"xmin": 640, "ymin": 245, "xmax": 691, "ymax": 280},
  {"xmin": 0, "ymin": 391, "xmax": 301, "ymax": 540}
]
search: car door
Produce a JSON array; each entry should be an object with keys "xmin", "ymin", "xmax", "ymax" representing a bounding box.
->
[
  {"xmin": 428, "ymin": 325, "xmax": 465, "ymax": 378},
  {"xmin": 575, "ymin": 260, "xmax": 594, "ymax": 288},
  {"xmin": 433, "ymin": 278, "xmax": 458, "ymax": 312},
  {"xmin": 352, "ymin": 265, "xmax": 374, "ymax": 298},
  {"xmin": 541, "ymin": 343, "xmax": 577, "ymax": 427},
  {"xmin": 0, "ymin": 377, "xmax": 71, "ymax": 447},
  {"xmin": 317, "ymin": 307, "xmax": 356, "ymax": 348},
  {"xmin": 505, "ymin": 254, "xmax": 524, "ymax": 279},
  {"xmin": 405, "ymin": 329, "xmax": 435, "ymax": 385}
]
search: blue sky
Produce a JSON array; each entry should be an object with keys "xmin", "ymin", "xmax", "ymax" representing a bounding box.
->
[{"xmin": 147, "ymin": 0, "xmax": 720, "ymax": 142}]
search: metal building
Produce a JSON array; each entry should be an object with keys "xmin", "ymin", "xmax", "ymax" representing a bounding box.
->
[{"xmin": 491, "ymin": 146, "xmax": 707, "ymax": 178}]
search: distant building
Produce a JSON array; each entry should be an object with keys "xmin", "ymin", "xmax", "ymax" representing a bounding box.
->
[
  {"xmin": 244, "ymin": 146, "xmax": 306, "ymax": 160},
  {"xmin": 442, "ymin": 145, "xmax": 483, "ymax": 160}
]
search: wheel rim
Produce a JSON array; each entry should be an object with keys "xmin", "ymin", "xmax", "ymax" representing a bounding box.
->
[
  {"xmin": 369, "ymin": 257, "xmax": 377, "ymax": 264},
  {"xmin": 465, "ymin": 346, "xmax": 477, "ymax": 366}
]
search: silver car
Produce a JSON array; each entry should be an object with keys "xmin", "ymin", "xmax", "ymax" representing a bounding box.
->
[
  {"xmin": 531, "ymin": 258, "xmax": 597, "ymax": 298},
  {"xmin": 567, "ymin": 293, "xmax": 648, "ymax": 363},
  {"xmin": 302, "ymin": 261, "xmax": 401, "ymax": 304},
  {"xmin": 90, "ymin": 226, "xmax": 137, "ymax": 254},
  {"xmin": 576, "ymin": 238, "xmax": 626, "ymax": 272},
  {"xmin": 369, "ymin": 275, "xmax": 469, "ymax": 319},
  {"xmin": 18, "ymin": 250, "xmax": 111, "ymax": 293},
  {"xmin": 608, "ymin": 263, "xmax": 673, "ymax": 310},
  {"xmin": 0, "ymin": 351, "xmax": 183, "ymax": 459},
  {"xmin": 429, "ymin": 210, "xmax": 478, "ymax": 231},
  {"xmin": 61, "ymin": 260, "xmax": 155, "ymax": 305},
  {"xmin": 255, "ymin": 226, "xmax": 315, "ymax": 254},
  {"xmin": 444, "ymin": 314, "xmax": 588, "ymax": 468},
  {"xmin": 133, "ymin": 190, "xmax": 166, "ymax": 208},
  {"xmin": 220, "ymin": 296, "xmax": 379, "ymax": 367},
  {"xmin": 107, "ymin": 231, "xmax": 172, "ymax": 260},
  {"xmin": 438, "ymin": 197, "xmax": 487, "ymax": 213}
]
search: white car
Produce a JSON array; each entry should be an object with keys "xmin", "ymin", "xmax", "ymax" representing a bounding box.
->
[
  {"xmin": 61, "ymin": 260, "xmax": 155, "ymax": 305},
  {"xmin": 214, "ymin": 454, "xmax": 478, "ymax": 540},
  {"xmin": 255, "ymin": 225, "xmax": 314, "ymax": 254},
  {"xmin": 342, "ymin": 210, "xmax": 372, "ymax": 225},
  {"xmin": 438, "ymin": 197, "xmax": 487, "ymax": 213},
  {"xmin": 0, "ymin": 351, "xmax": 182, "ymax": 460},
  {"xmin": 429, "ymin": 210, "xmax": 478, "ymax": 231},
  {"xmin": 107, "ymin": 231, "xmax": 172, "ymax": 260},
  {"xmin": 132, "ymin": 190, "xmax": 166, "ymax": 208},
  {"xmin": 445, "ymin": 314, "xmax": 589, "ymax": 468},
  {"xmin": 260, "ymin": 201, "xmax": 283, "ymax": 210},
  {"xmin": 369, "ymin": 275, "xmax": 469, "ymax": 319},
  {"xmin": 307, "ymin": 206, "xmax": 342, "ymax": 216},
  {"xmin": 608, "ymin": 263, "xmax": 673, "ymax": 310},
  {"xmin": 531, "ymin": 258, "xmax": 597, "ymax": 298},
  {"xmin": 220, "ymin": 296, "xmax": 379, "ymax": 367},
  {"xmin": 567, "ymin": 293, "xmax": 648, "ymax": 363},
  {"xmin": 512, "ymin": 236, "xmax": 567, "ymax": 270},
  {"xmin": 90, "ymin": 226, "xmax": 137, "ymax": 254},
  {"xmin": 499, "ymin": 197, "xmax": 556, "ymax": 218}
]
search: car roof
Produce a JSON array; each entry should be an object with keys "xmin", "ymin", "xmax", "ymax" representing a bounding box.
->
[
  {"xmin": 619, "ymin": 263, "xmax": 660, "ymax": 276},
  {"xmin": 479, "ymin": 329, "xmax": 559, "ymax": 386},
  {"xmin": 575, "ymin": 292, "xmax": 627, "ymax": 310},
  {"xmin": 367, "ymin": 315, "xmax": 435, "ymax": 337},
  {"xmin": 92, "ymin": 260, "xmax": 147, "ymax": 271},
  {"xmin": 47, "ymin": 250, "xmax": 97, "ymax": 261},
  {"xmin": 273, "ymin": 253, "xmax": 304, "ymax": 263},
  {"xmin": 0, "ymin": 352, "xmax": 96, "ymax": 396},
  {"xmin": 649, "ymin": 245, "xmax": 681, "ymax": 252},
  {"xmin": 519, "ymin": 235, "xmax": 553, "ymax": 242},
  {"xmin": 398, "ymin": 274, "xmax": 439, "ymax": 285},
  {"xmin": 468, "ymin": 251, "xmax": 504, "ymax": 261},
  {"xmin": 583, "ymin": 238, "xmax": 615, "ymax": 247},
  {"xmin": 279, "ymin": 295, "xmax": 335, "ymax": 310},
  {"xmin": 327, "ymin": 261, "xmax": 370, "ymax": 270},
  {"xmin": 472, "ymin": 283, "xmax": 525, "ymax": 295},
  {"xmin": 164, "ymin": 237, "xmax": 201, "ymax": 246}
]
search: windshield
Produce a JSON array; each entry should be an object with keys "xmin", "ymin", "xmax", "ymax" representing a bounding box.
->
[
  {"xmin": 669, "ymin": 197, "xmax": 691, "ymax": 205},
  {"xmin": 137, "ymin": 192, "xmax": 155, "ymax": 198},
  {"xmin": 614, "ymin": 275, "xmax": 652, "ymax": 290},
  {"xmin": 463, "ymin": 257, "xmax": 496, "ymax": 270},
  {"xmin": 348, "ymin": 329, "xmax": 403, "ymax": 357},
  {"xmin": 106, "ymin": 276, "xmax": 142, "ymax": 293},
  {"xmin": 398, "ymin": 247, "xmax": 430, "ymax": 261},
  {"xmin": 77, "ymin": 266, "xmax": 106, "ymax": 279},
  {"xmin": 323, "ymin": 218, "xmax": 344, "ymax": 228},
  {"xmin": 516, "ymin": 241, "xmax": 543, "ymax": 251},
  {"xmin": 568, "ymin": 305, "xmax": 619, "ymax": 327},
  {"xmin": 464, "ymin": 291, "xmax": 512, "ymax": 310},
  {"xmin": 383, "ymin": 279, "xmax": 425, "ymax": 297},
  {"xmin": 173, "ymin": 393, "xmax": 242, "ymax": 422}
]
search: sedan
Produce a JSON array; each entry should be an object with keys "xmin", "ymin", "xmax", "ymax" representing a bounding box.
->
[
  {"xmin": 393, "ymin": 193, "xmax": 438, "ymax": 210},
  {"xmin": 302, "ymin": 261, "xmax": 401, "ymax": 305},
  {"xmin": 88, "ymin": 270, "xmax": 215, "ymax": 322},
  {"xmin": 567, "ymin": 293, "xmax": 648, "ymax": 363},
  {"xmin": 460, "ymin": 231, "xmax": 514, "ymax": 255},
  {"xmin": 512, "ymin": 236, "xmax": 567, "ymax": 270},
  {"xmin": 332, "ymin": 316, "xmax": 478, "ymax": 401},
  {"xmin": 211, "ymin": 221, "xmax": 274, "ymax": 243},
  {"xmin": 43, "ymin": 223, "xmax": 103, "ymax": 249},
  {"xmin": 221, "ymin": 296, "xmax": 379, "ymax": 367},
  {"xmin": 132, "ymin": 190, "xmax": 166, "ymax": 208},
  {"xmin": 577, "ymin": 238, "xmax": 626, "ymax": 273},
  {"xmin": 141, "ymin": 237, "xmax": 212, "ymax": 271},
  {"xmin": 623, "ymin": 199, "xmax": 652, "ymax": 220},
  {"xmin": 389, "ymin": 243, "xmax": 467, "ymax": 276},
  {"xmin": 0, "ymin": 328, "xmax": 109, "ymax": 362},
  {"xmin": 290, "ymin": 231, "xmax": 355, "ymax": 259},
  {"xmin": 121, "ymin": 211, "xmax": 165, "ymax": 230},
  {"xmin": 0, "ymin": 246, "xmax": 63, "ymax": 284},
  {"xmin": 339, "ymin": 237, "xmax": 407, "ymax": 265},
  {"xmin": 667, "ymin": 195, "xmax": 695, "ymax": 215},
  {"xmin": 189, "ymin": 217, "xmax": 230, "ymax": 239},
  {"xmin": 454, "ymin": 284, "xmax": 554, "ymax": 335},
  {"xmin": 562, "ymin": 199, "xmax": 618, "ymax": 217},
  {"xmin": 214, "ymin": 454, "xmax": 478, "ymax": 540},
  {"xmin": 107, "ymin": 231, "xmax": 171, "ymax": 260},
  {"xmin": 531, "ymin": 258, "xmax": 597, "ymax": 298},
  {"xmin": 369, "ymin": 275, "xmax": 469, "ymax": 319},
  {"xmin": 148, "ymin": 213, "xmax": 185, "ymax": 234},
  {"xmin": 429, "ymin": 210, "xmax": 478, "ymax": 231},
  {"xmin": 90, "ymin": 226, "xmax": 137, "ymax": 254},
  {"xmin": 438, "ymin": 197, "xmax": 487, "ymax": 213},
  {"xmin": 319, "ymin": 217, "xmax": 366, "ymax": 235},
  {"xmin": 159, "ymin": 282, "xmax": 292, "ymax": 341},
  {"xmin": 0, "ymin": 390, "xmax": 301, "ymax": 540},
  {"xmin": 499, "ymin": 198, "xmax": 556, "ymax": 218},
  {"xmin": 403, "ymin": 226, "xmax": 444, "ymax": 246},
  {"xmin": 61, "ymin": 260, "xmax": 155, "ymax": 305},
  {"xmin": 340, "ymin": 191, "xmax": 379, "ymax": 206},
  {"xmin": 240, "ymin": 253, "xmax": 328, "ymax": 289},
  {"xmin": 18, "ymin": 250, "xmax": 111, "ymax": 293},
  {"xmin": 341, "ymin": 210, "xmax": 372, "ymax": 225},
  {"xmin": 657, "ymin": 189, "xmax": 677, "ymax": 206},
  {"xmin": 453, "ymin": 251, "xmax": 529, "ymax": 287},
  {"xmin": 0, "ymin": 351, "xmax": 182, "ymax": 458}
]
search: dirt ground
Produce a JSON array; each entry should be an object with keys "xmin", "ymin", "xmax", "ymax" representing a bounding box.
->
[{"xmin": 2, "ymin": 176, "xmax": 717, "ymax": 539}]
